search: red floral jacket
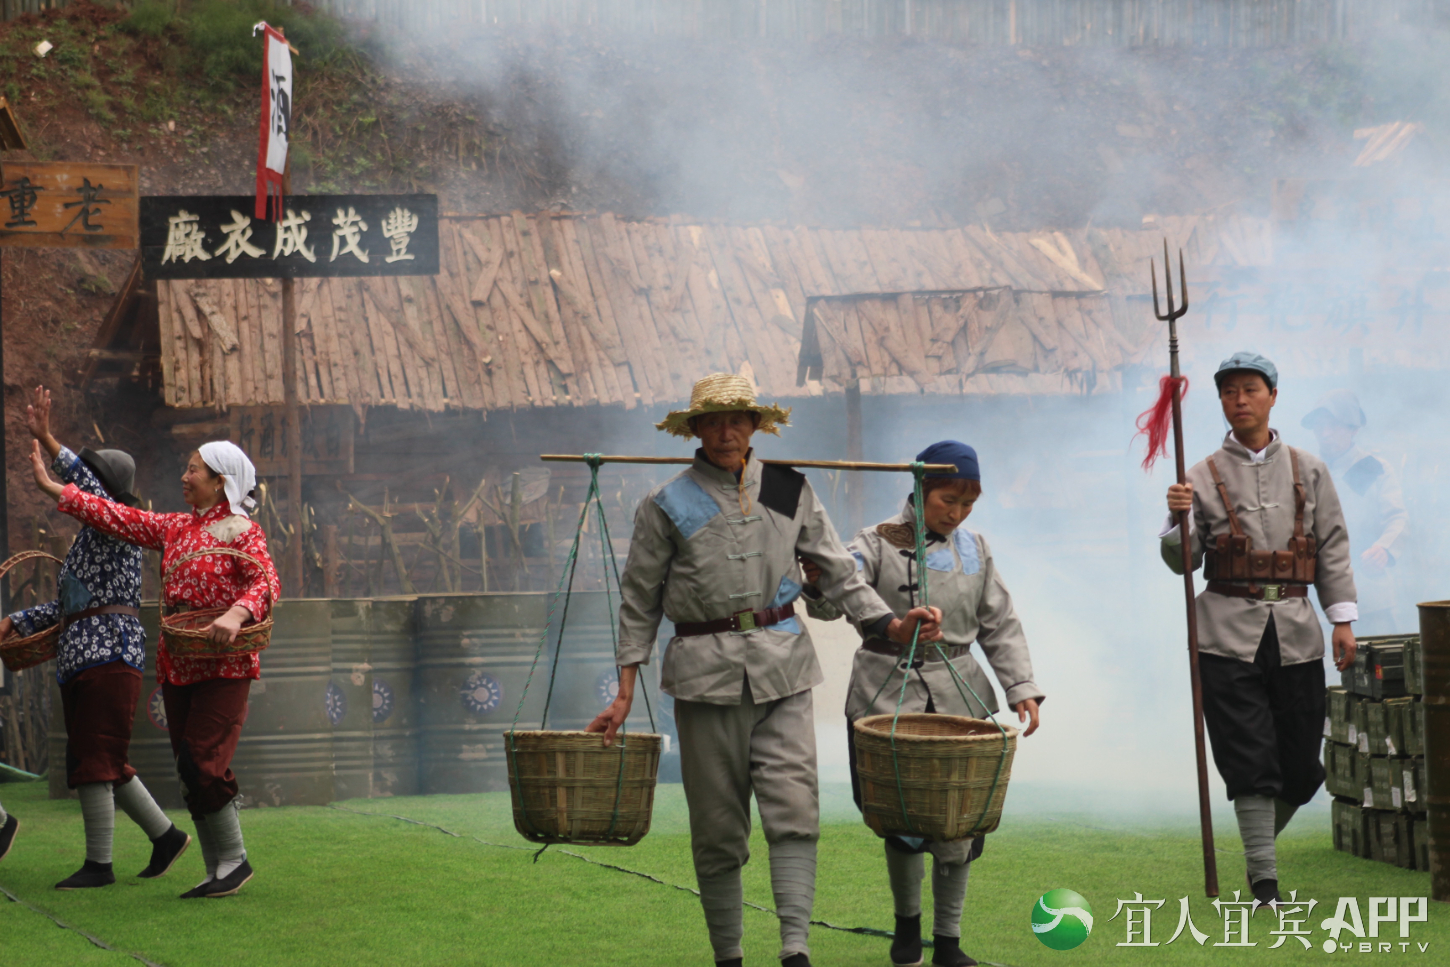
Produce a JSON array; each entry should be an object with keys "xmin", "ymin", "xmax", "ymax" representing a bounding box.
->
[{"xmin": 59, "ymin": 486, "xmax": 280, "ymax": 686}]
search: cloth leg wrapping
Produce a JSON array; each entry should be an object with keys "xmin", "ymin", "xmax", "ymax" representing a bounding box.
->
[
  {"xmin": 60, "ymin": 660, "xmax": 142, "ymax": 788},
  {"xmin": 1235, "ymin": 794, "xmax": 1277, "ymax": 884},
  {"xmin": 749, "ymin": 687, "xmax": 819, "ymax": 960},
  {"xmin": 78, "ymin": 782, "xmax": 115, "ymax": 865},
  {"xmin": 114, "ymin": 776, "xmax": 173, "ymax": 840},
  {"xmin": 163, "ymin": 678, "xmax": 250, "ymax": 818},
  {"xmin": 192, "ymin": 813, "xmax": 218, "ymax": 878},
  {"xmin": 695, "ymin": 870, "xmax": 745, "ymax": 961},
  {"xmin": 931, "ymin": 856, "xmax": 971, "ymax": 939},
  {"xmin": 0, "ymin": 799, "xmax": 8, "ymax": 824},
  {"xmin": 205, "ymin": 800, "xmax": 246, "ymax": 879},
  {"xmin": 885, "ymin": 840, "xmax": 925, "ymax": 917}
]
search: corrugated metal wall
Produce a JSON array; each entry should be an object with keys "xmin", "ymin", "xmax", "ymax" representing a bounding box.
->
[{"xmin": 5, "ymin": 1, "xmax": 1444, "ymax": 45}]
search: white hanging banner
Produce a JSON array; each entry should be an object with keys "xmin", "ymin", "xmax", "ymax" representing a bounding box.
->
[{"xmin": 253, "ymin": 21, "xmax": 293, "ymax": 220}]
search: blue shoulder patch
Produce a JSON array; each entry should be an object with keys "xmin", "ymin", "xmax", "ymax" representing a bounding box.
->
[
  {"xmin": 654, "ymin": 475, "xmax": 721, "ymax": 540},
  {"xmin": 850, "ymin": 549, "xmax": 866, "ymax": 571},
  {"xmin": 925, "ymin": 546, "xmax": 956, "ymax": 571},
  {"xmin": 954, "ymin": 528, "xmax": 981, "ymax": 576},
  {"xmin": 768, "ymin": 574, "xmax": 802, "ymax": 635}
]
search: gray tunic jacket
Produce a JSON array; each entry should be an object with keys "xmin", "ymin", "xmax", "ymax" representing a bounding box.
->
[
  {"xmin": 616, "ymin": 450, "xmax": 894, "ymax": 705},
  {"xmin": 1161, "ymin": 432, "xmax": 1357, "ymax": 665},
  {"xmin": 807, "ymin": 500, "xmax": 1044, "ymax": 721}
]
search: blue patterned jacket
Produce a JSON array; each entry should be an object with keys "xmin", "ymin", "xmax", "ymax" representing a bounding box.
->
[{"xmin": 9, "ymin": 446, "xmax": 145, "ymax": 684}]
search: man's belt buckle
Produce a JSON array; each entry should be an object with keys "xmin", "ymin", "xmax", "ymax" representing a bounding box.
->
[
  {"xmin": 734, "ymin": 609, "xmax": 758, "ymax": 632},
  {"xmin": 1262, "ymin": 584, "xmax": 1284, "ymax": 602}
]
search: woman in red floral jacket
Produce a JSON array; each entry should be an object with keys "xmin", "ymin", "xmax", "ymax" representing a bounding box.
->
[{"xmin": 33, "ymin": 438, "xmax": 279, "ymax": 900}]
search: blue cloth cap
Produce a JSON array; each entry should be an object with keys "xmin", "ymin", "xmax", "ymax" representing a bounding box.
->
[
  {"xmin": 1214, "ymin": 351, "xmax": 1278, "ymax": 391},
  {"xmin": 1301, "ymin": 389, "xmax": 1365, "ymax": 430},
  {"xmin": 915, "ymin": 441, "xmax": 980, "ymax": 481}
]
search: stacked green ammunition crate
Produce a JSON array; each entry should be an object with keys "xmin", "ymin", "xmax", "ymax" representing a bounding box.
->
[{"xmin": 1324, "ymin": 634, "xmax": 1429, "ymax": 870}]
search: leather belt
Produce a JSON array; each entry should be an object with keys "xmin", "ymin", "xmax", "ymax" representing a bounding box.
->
[
  {"xmin": 675, "ymin": 603, "xmax": 796, "ymax": 637},
  {"xmin": 62, "ymin": 604, "xmax": 142, "ymax": 630},
  {"xmin": 863, "ymin": 639, "xmax": 969, "ymax": 662},
  {"xmin": 1206, "ymin": 581, "xmax": 1308, "ymax": 602}
]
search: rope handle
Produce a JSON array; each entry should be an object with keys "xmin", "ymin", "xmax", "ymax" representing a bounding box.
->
[
  {"xmin": 0, "ymin": 550, "xmax": 64, "ymax": 582},
  {"xmin": 162, "ymin": 547, "xmax": 266, "ymax": 588}
]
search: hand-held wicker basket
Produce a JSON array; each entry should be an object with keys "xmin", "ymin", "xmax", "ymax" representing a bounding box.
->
[
  {"xmin": 853, "ymin": 713, "xmax": 1018, "ymax": 842},
  {"xmin": 0, "ymin": 551, "xmax": 65, "ymax": 672},
  {"xmin": 161, "ymin": 547, "xmax": 274, "ymax": 658},
  {"xmin": 507, "ymin": 730, "xmax": 661, "ymax": 846}
]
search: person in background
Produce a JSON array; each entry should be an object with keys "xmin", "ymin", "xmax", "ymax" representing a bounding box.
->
[
  {"xmin": 802, "ymin": 441, "xmax": 1043, "ymax": 967},
  {"xmin": 32, "ymin": 434, "xmax": 278, "ymax": 900},
  {"xmin": 588, "ymin": 373, "xmax": 941, "ymax": 967},
  {"xmin": 1162, "ymin": 353, "xmax": 1356, "ymax": 906},
  {"xmin": 1301, "ymin": 390, "xmax": 1408, "ymax": 635},
  {"xmin": 1, "ymin": 387, "xmax": 189, "ymax": 890}
]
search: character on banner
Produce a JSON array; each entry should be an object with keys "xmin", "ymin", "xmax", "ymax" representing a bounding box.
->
[{"xmin": 253, "ymin": 22, "xmax": 294, "ymax": 221}]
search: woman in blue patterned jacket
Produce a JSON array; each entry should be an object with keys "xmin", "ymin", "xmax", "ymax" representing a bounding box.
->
[{"xmin": 0, "ymin": 387, "xmax": 189, "ymax": 891}]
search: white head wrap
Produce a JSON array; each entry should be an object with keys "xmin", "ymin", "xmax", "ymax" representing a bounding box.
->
[{"xmin": 198, "ymin": 441, "xmax": 258, "ymax": 518}]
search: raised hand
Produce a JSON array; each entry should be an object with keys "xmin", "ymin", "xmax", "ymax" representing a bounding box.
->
[
  {"xmin": 31, "ymin": 440, "xmax": 63, "ymax": 502},
  {"xmin": 26, "ymin": 385, "xmax": 60, "ymax": 459}
]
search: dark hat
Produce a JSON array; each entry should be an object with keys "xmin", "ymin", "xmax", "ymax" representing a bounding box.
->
[
  {"xmin": 1214, "ymin": 351, "xmax": 1278, "ymax": 391},
  {"xmin": 915, "ymin": 440, "xmax": 980, "ymax": 481},
  {"xmin": 78, "ymin": 448, "xmax": 139, "ymax": 507},
  {"xmin": 1301, "ymin": 389, "xmax": 1365, "ymax": 430}
]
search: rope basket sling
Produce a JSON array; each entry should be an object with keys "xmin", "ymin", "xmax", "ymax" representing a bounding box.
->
[
  {"xmin": 852, "ymin": 464, "xmax": 1017, "ymax": 843},
  {"xmin": 160, "ymin": 547, "xmax": 274, "ymax": 659},
  {"xmin": 0, "ymin": 551, "xmax": 65, "ymax": 672},
  {"xmin": 506, "ymin": 455, "xmax": 660, "ymax": 848}
]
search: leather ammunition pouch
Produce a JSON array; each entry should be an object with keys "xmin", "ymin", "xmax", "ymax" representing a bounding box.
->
[{"xmin": 1202, "ymin": 446, "xmax": 1316, "ymax": 585}]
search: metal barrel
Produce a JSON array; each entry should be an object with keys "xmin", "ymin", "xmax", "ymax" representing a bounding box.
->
[
  {"xmin": 367, "ymin": 596, "xmax": 418, "ymax": 797},
  {"xmin": 128, "ymin": 603, "xmax": 184, "ymax": 810},
  {"xmin": 230, "ymin": 599, "xmax": 335, "ymax": 808},
  {"xmin": 1417, "ymin": 601, "xmax": 1450, "ymax": 902},
  {"xmin": 415, "ymin": 593, "xmax": 550, "ymax": 794},
  {"xmin": 328, "ymin": 599, "xmax": 374, "ymax": 802},
  {"xmin": 538, "ymin": 590, "xmax": 660, "ymax": 735}
]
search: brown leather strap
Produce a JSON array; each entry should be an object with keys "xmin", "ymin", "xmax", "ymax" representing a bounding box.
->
[
  {"xmin": 862, "ymin": 638, "xmax": 970, "ymax": 662},
  {"xmin": 675, "ymin": 603, "xmax": 796, "ymax": 638},
  {"xmin": 1288, "ymin": 446, "xmax": 1307, "ymax": 542},
  {"xmin": 62, "ymin": 604, "xmax": 142, "ymax": 630},
  {"xmin": 1206, "ymin": 581, "xmax": 1308, "ymax": 600},
  {"xmin": 1205, "ymin": 456, "xmax": 1245, "ymax": 538}
]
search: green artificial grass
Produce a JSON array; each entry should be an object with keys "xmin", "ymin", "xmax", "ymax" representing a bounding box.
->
[{"xmin": 0, "ymin": 780, "xmax": 1441, "ymax": 966}]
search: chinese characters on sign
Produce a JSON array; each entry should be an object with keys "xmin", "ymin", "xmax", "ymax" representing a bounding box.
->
[
  {"xmin": 141, "ymin": 194, "xmax": 438, "ymax": 279},
  {"xmin": 0, "ymin": 163, "xmax": 139, "ymax": 249}
]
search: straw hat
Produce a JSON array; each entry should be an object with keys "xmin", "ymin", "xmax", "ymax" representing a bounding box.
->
[{"xmin": 655, "ymin": 373, "xmax": 792, "ymax": 439}]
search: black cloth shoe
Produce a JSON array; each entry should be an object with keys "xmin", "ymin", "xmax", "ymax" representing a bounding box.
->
[
  {"xmin": 1250, "ymin": 877, "xmax": 1281, "ymax": 907},
  {"xmin": 200, "ymin": 859, "xmax": 254, "ymax": 898},
  {"xmin": 781, "ymin": 955, "xmax": 811, "ymax": 967},
  {"xmin": 138, "ymin": 825, "xmax": 190, "ymax": 879},
  {"xmin": 891, "ymin": 914, "xmax": 924, "ymax": 966},
  {"xmin": 179, "ymin": 877, "xmax": 215, "ymax": 899},
  {"xmin": 931, "ymin": 935, "xmax": 977, "ymax": 967},
  {"xmin": 55, "ymin": 860, "xmax": 115, "ymax": 890},
  {"xmin": 0, "ymin": 814, "xmax": 17, "ymax": 863}
]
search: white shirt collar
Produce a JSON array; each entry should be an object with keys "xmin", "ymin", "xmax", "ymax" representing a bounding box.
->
[{"xmin": 1245, "ymin": 429, "xmax": 1279, "ymax": 464}]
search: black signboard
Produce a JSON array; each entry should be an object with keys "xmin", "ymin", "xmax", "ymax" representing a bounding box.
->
[{"xmin": 141, "ymin": 194, "xmax": 438, "ymax": 279}]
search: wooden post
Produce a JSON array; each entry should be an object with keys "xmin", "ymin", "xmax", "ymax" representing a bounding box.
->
[
  {"xmin": 323, "ymin": 523, "xmax": 339, "ymax": 598},
  {"xmin": 845, "ymin": 377, "xmax": 864, "ymax": 533},
  {"xmin": 281, "ymin": 163, "xmax": 303, "ymax": 597}
]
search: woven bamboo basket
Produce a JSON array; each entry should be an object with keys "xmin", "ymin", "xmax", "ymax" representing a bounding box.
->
[
  {"xmin": 0, "ymin": 551, "xmax": 65, "ymax": 672},
  {"xmin": 161, "ymin": 548, "xmax": 273, "ymax": 658},
  {"xmin": 507, "ymin": 730, "xmax": 661, "ymax": 846},
  {"xmin": 854, "ymin": 713, "xmax": 1018, "ymax": 842}
]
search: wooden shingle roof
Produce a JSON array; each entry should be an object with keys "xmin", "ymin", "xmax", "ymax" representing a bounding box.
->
[{"xmin": 147, "ymin": 212, "xmax": 1274, "ymax": 411}]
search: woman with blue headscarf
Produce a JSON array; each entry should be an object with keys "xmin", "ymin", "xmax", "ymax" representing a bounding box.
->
[{"xmin": 802, "ymin": 441, "xmax": 1044, "ymax": 967}]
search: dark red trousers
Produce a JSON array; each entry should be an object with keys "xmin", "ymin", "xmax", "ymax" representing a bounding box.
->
[
  {"xmin": 60, "ymin": 660, "xmax": 143, "ymax": 789},
  {"xmin": 162, "ymin": 678, "xmax": 251, "ymax": 818}
]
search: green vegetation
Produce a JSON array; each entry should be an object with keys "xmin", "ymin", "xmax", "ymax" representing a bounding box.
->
[{"xmin": 0, "ymin": 780, "xmax": 1441, "ymax": 967}]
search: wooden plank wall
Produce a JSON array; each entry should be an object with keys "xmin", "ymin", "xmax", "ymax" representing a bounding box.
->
[
  {"xmin": 302, "ymin": 0, "xmax": 1438, "ymax": 47},
  {"xmin": 154, "ymin": 212, "xmax": 1265, "ymax": 411}
]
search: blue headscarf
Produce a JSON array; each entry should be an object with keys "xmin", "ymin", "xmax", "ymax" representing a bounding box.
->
[{"xmin": 915, "ymin": 441, "xmax": 980, "ymax": 481}]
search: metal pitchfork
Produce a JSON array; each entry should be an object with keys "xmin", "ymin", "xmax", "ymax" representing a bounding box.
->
[{"xmin": 1153, "ymin": 240, "xmax": 1219, "ymax": 897}]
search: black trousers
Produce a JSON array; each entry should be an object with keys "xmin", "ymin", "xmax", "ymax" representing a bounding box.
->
[{"xmin": 1199, "ymin": 613, "xmax": 1326, "ymax": 806}]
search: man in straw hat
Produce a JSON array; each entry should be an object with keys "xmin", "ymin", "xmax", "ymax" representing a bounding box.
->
[
  {"xmin": 1162, "ymin": 353, "xmax": 1357, "ymax": 906},
  {"xmin": 590, "ymin": 373, "xmax": 942, "ymax": 967},
  {"xmin": 1, "ymin": 387, "xmax": 190, "ymax": 891}
]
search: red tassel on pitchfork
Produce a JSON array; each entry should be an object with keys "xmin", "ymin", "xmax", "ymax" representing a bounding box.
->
[{"xmin": 1137, "ymin": 241, "xmax": 1219, "ymax": 898}]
